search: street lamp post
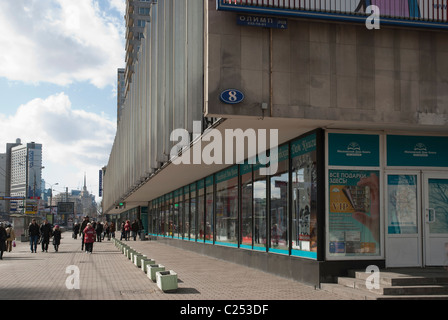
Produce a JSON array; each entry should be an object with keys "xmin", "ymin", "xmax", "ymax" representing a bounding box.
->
[{"xmin": 48, "ymin": 182, "xmax": 59, "ymax": 221}]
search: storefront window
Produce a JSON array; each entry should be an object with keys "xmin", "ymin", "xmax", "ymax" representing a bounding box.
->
[
  {"xmin": 269, "ymin": 144, "xmax": 289, "ymax": 254},
  {"xmin": 183, "ymin": 186, "xmax": 190, "ymax": 239},
  {"xmin": 198, "ymin": 180, "xmax": 205, "ymax": 241},
  {"xmin": 205, "ymin": 176, "xmax": 214, "ymax": 243},
  {"xmin": 253, "ymin": 160, "xmax": 267, "ymax": 251},
  {"xmin": 215, "ymin": 166, "xmax": 239, "ymax": 246},
  {"xmin": 291, "ymin": 133, "xmax": 318, "ymax": 258},
  {"xmin": 240, "ymin": 162, "xmax": 253, "ymax": 249},
  {"xmin": 173, "ymin": 190, "xmax": 180, "ymax": 238},
  {"xmin": 190, "ymin": 183, "xmax": 197, "ymax": 240}
]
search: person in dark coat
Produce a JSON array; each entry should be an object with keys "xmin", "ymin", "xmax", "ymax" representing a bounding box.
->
[
  {"xmin": 0, "ymin": 223, "xmax": 7, "ymax": 260},
  {"xmin": 79, "ymin": 216, "xmax": 90, "ymax": 251},
  {"xmin": 73, "ymin": 223, "xmax": 80, "ymax": 239},
  {"xmin": 95, "ymin": 222, "xmax": 103, "ymax": 242},
  {"xmin": 29, "ymin": 218, "xmax": 40, "ymax": 253},
  {"xmin": 40, "ymin": 220, "xmax": 53, "ymax": 252},
  {"xmin": 52, "ymin": 225, "xmax": 62, "ymax": 252}
]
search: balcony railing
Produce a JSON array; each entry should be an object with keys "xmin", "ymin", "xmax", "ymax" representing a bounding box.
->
[{"xmin": 218, "ymin": 0, "xmax": 448, "ymax": 28}]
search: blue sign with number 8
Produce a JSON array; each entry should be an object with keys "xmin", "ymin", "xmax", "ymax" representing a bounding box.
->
[{"xmin": 220, "ymin": 89, "xmax": 245, "ymax": 104}]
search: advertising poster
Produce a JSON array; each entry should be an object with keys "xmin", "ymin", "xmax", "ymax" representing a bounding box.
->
[{"xmin": 329, "ymin": 169, "xmax": 380, "ymax": 256}]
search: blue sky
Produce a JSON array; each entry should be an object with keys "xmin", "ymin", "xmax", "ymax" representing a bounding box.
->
[{"xmin": 0, "ymin": 0, "xmax": 126, "ymax": 200}]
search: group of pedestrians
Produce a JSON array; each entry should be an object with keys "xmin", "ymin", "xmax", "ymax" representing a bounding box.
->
[
  {"xmin": 120, "ymin": 219, "xmax": 143, "ymax": 241},
  {"xmin": 0, "ymin": 222, "xmax": 16, "ymax": 260},
  {"xmin": 76, "ymin": 216, "xmax": 116, "ymax": 254},
  {"xmin": 28, "ymin": 219, "xmax": 62, "ymax": 253}
]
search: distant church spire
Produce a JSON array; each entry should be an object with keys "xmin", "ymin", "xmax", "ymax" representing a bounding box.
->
[{"xmin": 83, "ymin": 172, "xmax": 87, "ymax": 191}]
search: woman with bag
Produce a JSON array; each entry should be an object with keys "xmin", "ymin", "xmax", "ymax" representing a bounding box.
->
[
  {"xmin": 83, "ymin": 223, "xmax": 96, "ymax": 254},
  {"xmin": 6, "ymin": 224, "xmax": 15, "ymax": 252}
]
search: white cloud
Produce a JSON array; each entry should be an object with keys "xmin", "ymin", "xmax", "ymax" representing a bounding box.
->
[
  {"xmin": 0, "ymin": 0, "xmax": 125, "ymax": 88},
  {"xmin": 0, "ymin": 93, "xmax": 116, "ymax": 198}
]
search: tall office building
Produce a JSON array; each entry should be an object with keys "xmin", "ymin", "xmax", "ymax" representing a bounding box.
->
[
  {"xmin": 10, "ymin": 142, "xmax": 43, "ymax": 200},
  {"xmin": 124, "ymin": 0, "xmax": 154, "ymax": 97},
  {"xmin": 0, "ymin": 153, "xmax": 6, "ymax": 215}
]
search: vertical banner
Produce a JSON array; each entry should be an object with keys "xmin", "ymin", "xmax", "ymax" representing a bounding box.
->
[{"xmin": 329, "ymin": 169, "xmax": 380, "ymax": 256}]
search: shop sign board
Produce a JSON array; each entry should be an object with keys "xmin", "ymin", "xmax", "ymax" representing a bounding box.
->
[
  {"xmin": 328, "ymin": 133, "xmax": 380, "ymax": 167},
  {"xmin": 387, "ymin": 135, "xmax": 448, "ymax": 167}
]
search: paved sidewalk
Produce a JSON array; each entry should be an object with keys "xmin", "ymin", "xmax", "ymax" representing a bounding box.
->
[{"xmin": 0, "ymin": 231, "xmax": 345, "ymax": 301}]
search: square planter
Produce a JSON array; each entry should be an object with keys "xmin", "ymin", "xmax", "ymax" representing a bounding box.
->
[
  {"xmin": 156, "ymin": 270, "xmax": 178, "ymax": 292},
  {"xmin": 141, "ymin": 259, "xmax": 155, "ymax": 273},
  {"xmin": 133, "ymin": 254, "xmax": 144, "ymax": 267},
  {"xmin": 148, "ymin": 264, "xmax": 165, "ymax": 282}
]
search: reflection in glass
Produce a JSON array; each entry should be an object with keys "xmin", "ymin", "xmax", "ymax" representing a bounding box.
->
[
  {"xmin": 216, "ymin": 169, "xmax": 238, "ymax": 245},
  {"xmin": 253, "ymin": 167, "xmax": 267, "ymax": 250},
  {"xmin": 240, "ymin": 165, "xmax": 253, "ymax": 248},
  {"xmin": 270, "ymin": 158, "xmax": 289, "ymax": 253}
]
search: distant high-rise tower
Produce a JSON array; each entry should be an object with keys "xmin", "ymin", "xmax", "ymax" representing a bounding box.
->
[
  {"xmin": 10, "ymin": 141, "xmax": 43, "ymax": 201},
  {"xmin": 124, "ymin": 0, "xmax": 154, "ymax": 97}
]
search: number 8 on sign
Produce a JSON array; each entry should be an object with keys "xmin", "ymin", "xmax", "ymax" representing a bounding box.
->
[{"xmin": 220, "ymin": 89, "xmax": 245, "ymax": 104}]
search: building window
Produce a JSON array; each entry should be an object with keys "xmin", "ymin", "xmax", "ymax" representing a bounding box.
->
[
  {"xmin": 291, "ymin": 133, "xmax": 318, "ymax": 258},
  {"xmin": 240, "ymin": 162, "xmax": 253, "ymax": 249},
  {"xmin": 138, "ymin": 7, "xmax": 150, "ymax": 15},
  {"xmin": 269, "ymin": 144, "xmax": 289, "ymax": 254},
  {"xmin": 205, "ymin": 176, "xmax": 214, "ymax": 243},
  {"xmin": 183, "ymin": 186, "xmax": 189, "ymax": 239},
  {"xmin": 189, "ymin": 183, "xmax": 197, "ymax": 241},
  {"xmin": 215, "ymin": 166, "xmax": 238, "ymax": 246},
  {"xmin": 253, "ymin": 160, "xmax": 267, "ymax": 251},
  {"xmin": 137, "ymin": 20, "xmax": 146, "ymax": 27},
  {"xmin": 197, "ymin": 180, "xmax": 205, "ymax": 241}
]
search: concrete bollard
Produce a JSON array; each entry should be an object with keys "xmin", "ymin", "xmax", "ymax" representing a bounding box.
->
[
  {"xmin": 156, "ymin": 270, "xmax": 178, "ymax": 292},
  {"xmin": 141, "ymin": 258, "xmax": 156, "ymax": 273},
  {"xmin": 148, "ymin": 264, "xmax": 165, "ymax": 282},
  {"xmin": 133, "ymin": 254, "xmax": 144, "ymax": 267}
]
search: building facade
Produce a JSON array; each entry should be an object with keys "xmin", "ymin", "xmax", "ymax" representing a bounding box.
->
[{"xmin": 103, "ymin": 0, "xmax": 448, "ymax": 286}]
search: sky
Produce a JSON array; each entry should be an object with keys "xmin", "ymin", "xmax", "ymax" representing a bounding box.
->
[{"xmin": 0, "ymin": 0, "xmax": 126, "ymax": 201}]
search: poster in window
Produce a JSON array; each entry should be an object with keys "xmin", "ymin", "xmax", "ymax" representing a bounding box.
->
[{"xmin": 329, "ymin": 170, "xmax": 380, "ymax": 257}]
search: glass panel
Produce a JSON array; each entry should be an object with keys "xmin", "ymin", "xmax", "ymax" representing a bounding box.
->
[
  {"xmin": 328, "ymin": 170, "xmax": 381, "ymax": 257},
  {"xmin": 387, "ymin": 175, "xmax": 418, "ymax": 234},
  {"xmin": 269, "ymin": 147, "xmax": 289, "ymax": 253},
  {"xmin": 190, "ymin": 183, "xmax": 197, "ymax": 240},
  {"xmin": 216, "ymin": 167, "xmax": 239, "ymax": 246},
  {"xmin": 253, "ymin": 164, "xmax": 267, "ymax": 251},
  {"xmin": 174, "ymin": 192, "xmax": 179, "ymax": 238},
  {"xmin": 183, "ymin": 186, "xmax": 190, "ymax": 239},
  {"xmin": 198, "ymin": 181, "xmax": 205, "ymax": 241},
  {"xmin": 291, "ymin": 136, "xmax": 318, "ymax": 257},
  {"xmin": 428, "ymin": 179, "xmax": 448, "ymax": 234},
  {"xmin": 240, "ymin": 163, "xmax": 253, "ymax": 248},
  {"xmin": 205, "ymin": 177, "xmax": 214, "ymax": 242}
]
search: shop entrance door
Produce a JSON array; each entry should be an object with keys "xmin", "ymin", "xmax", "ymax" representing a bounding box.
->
[
  {"xmin": 422, "ymin": 173, "xmax": 448, "ymax": 266},
  {"xmin": 386, "ymin": 172, "xmax": 448, "ymax": 267}
]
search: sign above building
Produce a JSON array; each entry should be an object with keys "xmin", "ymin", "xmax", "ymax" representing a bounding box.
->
[
  {"xmin": 237, "ymin": 14, "xmax": 288, "ymax": 29},
  {"xmin": 218, "ymin": 0, "xmax": 448, "ymax": 30}
]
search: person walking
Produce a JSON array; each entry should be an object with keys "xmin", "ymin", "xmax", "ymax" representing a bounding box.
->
[
  {"xmin": 79, "ymin": 216, "xmax": 90, "ymax": 251},
  {"xmin": 0, "ymin": 223, "xmax": 7, "ymax": 260},
  {"xmin": 40, "ymin": 220, "xmax": 53, "ymax": 252},
  {"xmin": 73, "ymin": 222, "xmax": 80, "ymax": 240},
  {"xmin": 103, "ymin": 222, "xmax": 110, "ymax": 241},
  {"xmin": 131, "ymin": 220, "xmax": 139, "ymax": 241},
  {"xmin": 120, "ymin": 222, "xmax": 125, "ymax": 240},
  {"xmin": 83, "ymin": 223, "xmax": 96, "ymax": 254},
  {"xmin": 124, "ymin": 220, "xmax": 131, "ymax": 241},
  {"xmin": 52, "ymin": 225, "xmax": 62, "ymax": 252},
  {"xmin": 29, "ymin": 219, "xmax": 40, "ymax": 253},
  {"xmin": 95, "ymin": 222, "xmax": 103, "ymax": 242},
  {"xmin": 5, "ymin": 224, "xmax": 16, "ymax": 252},
  {"xmin": 110, "ymin": 222, "xmax": 116, "ymax": 239}
]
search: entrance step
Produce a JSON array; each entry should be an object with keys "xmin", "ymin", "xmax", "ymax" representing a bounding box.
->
[{"xmin": 320, "ymin": 268, "xmax": 448, "ymax": 300}]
